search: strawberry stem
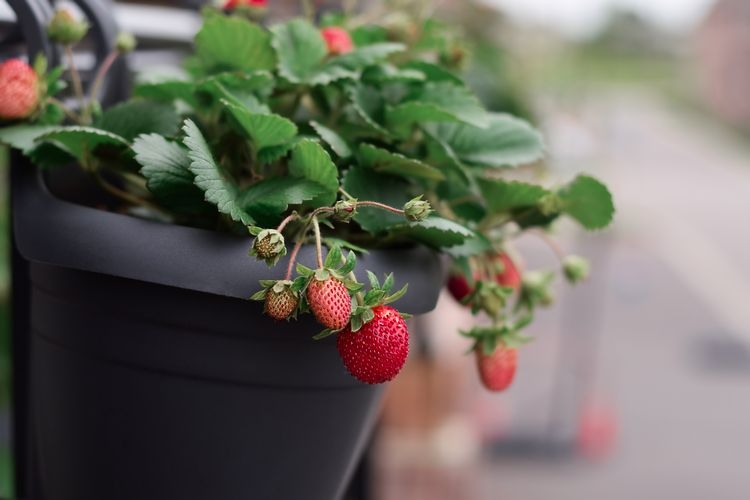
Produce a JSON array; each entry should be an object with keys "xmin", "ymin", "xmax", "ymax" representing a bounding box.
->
[
  {"xmin": 276, "ymin": 212, "xmax": 299, "ymax": 234},
  {"xmin": 338, "ymin": 187, "xmax": 356, "ymax": 201},
  {"xmin": 528, "ymin": 229, "xmax": 566, "ymax": 263},
  {"xmin": 47, "ymin": 97, "xmax": 81, "ymax": 124},
  {"xmin": 312, "ymin": 215, "xmax": 324, "ymax": 269},
  {"xmin": 85, "ymin": 50, "xmax": 120, "ymax": 123},
  {"xmin": 285, "ymin": 235, "xmax": 306, "ymax": 281},
  {"xmin": 357, "ymin": 200, "xmax": 405, "ymax": 216},
  {"xmin": 64, "ymin": 45, "xmax": 86, "ymax": 117}
]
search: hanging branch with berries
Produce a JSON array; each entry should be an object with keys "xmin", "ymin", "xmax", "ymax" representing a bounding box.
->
[{"xmin": 0, "ymin": 3, "xmax": 615, "ymax": 390}]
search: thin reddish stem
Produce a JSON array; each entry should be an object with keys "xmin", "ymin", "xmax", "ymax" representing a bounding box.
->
[
  {"xmin": 276, "ymin": 213, "xmax": 299, "ymax": 234},
  {"xmin": 85, "ymin": 50, "xmax": 119, "ymax": 122},
  {"xmin": 357, "ymin": 200, "xmax": 405, "ymax": 215},
  {"xmin": 312, "ymin": 216, "xmax": 324, "ymax": 269},
  {"xmin": 285, "ymin": 236, "xmax": 305, "ymax": 281}
]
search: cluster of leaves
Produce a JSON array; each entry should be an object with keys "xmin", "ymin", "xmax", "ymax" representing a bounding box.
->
[{"xmin": 0, "ymin": 7, "xmax": 614, "ymax": 376}]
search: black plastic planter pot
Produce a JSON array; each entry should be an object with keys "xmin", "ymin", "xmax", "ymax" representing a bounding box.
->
[{"xmin": 12, "ymin": 167, "xmax": 443, "ymax": 500}]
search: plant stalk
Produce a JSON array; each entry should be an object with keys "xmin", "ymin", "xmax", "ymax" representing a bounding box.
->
[
  {"xmin": 312, "ymin": 216, "xmax": 324, "ymax": 269},
  {"xmin": 357, "ymin": 200, "xmax": 405, "ymax": 216},
  {"xmin": 285, "ymin": 235, "xmax": 306, "ymax": 281},
  {"xmin": 64, "ymin": 45, "xmax": 86, "ymax": 114},
  {"xmin": 85, "ymin": 50, "xmax": 120, "ymax": 122}
]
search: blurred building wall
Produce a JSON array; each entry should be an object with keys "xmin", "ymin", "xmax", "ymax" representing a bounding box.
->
[{"xmin": 696, "ymin": 0, "xmax": 750, "ymax": 127}]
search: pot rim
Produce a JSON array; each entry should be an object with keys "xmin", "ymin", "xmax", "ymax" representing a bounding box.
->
[{"xmin": 12, "ymin": 165, "xmax": 444, "ymax": 313}]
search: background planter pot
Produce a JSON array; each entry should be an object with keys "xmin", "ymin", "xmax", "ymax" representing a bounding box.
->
[{"xmin": 12, "ymin": 166, "xmax": 444, "ymax": 500}]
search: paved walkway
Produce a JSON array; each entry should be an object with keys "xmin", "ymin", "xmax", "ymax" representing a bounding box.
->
[{"xmin": 374, "ymin": 92, "xmax": 750, "ymax": 500}]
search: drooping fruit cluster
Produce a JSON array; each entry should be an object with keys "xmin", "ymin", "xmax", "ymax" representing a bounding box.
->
[
  {"xmin": 0, "ymin": 59, "xmax": 39, "ymax": 120},
  {"xmin": 453, "ymin": 246, "xmax": 590, "ymax": 391},
  {"xmin": 249, "ymin": 199, "xmax": 421, "ymax": 385}
]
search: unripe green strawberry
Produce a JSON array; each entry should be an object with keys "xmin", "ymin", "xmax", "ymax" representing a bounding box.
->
[
  {"xmin": 115, "ymin": 32, "xmax": 137, "ymax": 54},
  {"xmin": 47, "ymin": 9, "xmax": 89, "ymax": 45},
  {"xmin": 250, "ymin": 229, "xmax": 286, "ymax": 266},
  {"xmin": 306, "ymin": 276, "xmax": 351, "ymax": 330},
  {"xmin": 337, "ymin": 305, "xmax": 409, "ymax": 384},
  {"xmin": 403, "ymin": 196, "xmax": 431, "ymax": 222},
  {"xmin": 333, "ymin": 199, "xmax": 357, "ymax": 222},
  {"xmin": 264, "ymin": 282, "xmax": 299, "ymax": 321},
  {"xmin": 563, "ymin": 255, "xmax": 590, "ymax": 284},
  {"xmin": 475, "ymin": 343, "xmax": 517, "ymax": 392},
  {"xmin": 0, "ymin": 59, "xmax": 39, "ymax": 120}
]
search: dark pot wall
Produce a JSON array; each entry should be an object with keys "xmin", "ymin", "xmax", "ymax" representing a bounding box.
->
[
  {"xmin": 30, "ymin": 264, "xmax": 384, "ymax": 500},
  {"xmin": 13, "ymin": 168, "xmax": 445, "ymax": 500}
]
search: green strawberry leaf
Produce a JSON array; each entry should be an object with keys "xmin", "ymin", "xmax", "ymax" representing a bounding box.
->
[
  {"xmin": 0, "ymin": 124, "xmax": 60, "ymax": 152},
  {"xmin": 271, "ymin": 19, "xmax": 328, "ymax": 84},
  {"xmin": 558, "ymin": 174, "xmax": 615, "ymax": 230},
  {"xmin": 342, "ymin": 166, "xmax": 410, "ymax": 233},
  {"xmin": 133, "ymin": 133, "xmax": 211, "ymax": 214},
  {"xmin": 134, "ymin": 80, "xmax": 197, "ymax": 107},
  {"xmin": 194, "ymin": 15, "xmax": 275, "ymax": 74},
  {"xmin": 426, "ymin": 113, "xmax": 545, "ymax": 168},
  {"xmin": 402, "ymin": 61, "xmax": 463, "ymax": 85},
  {"xmin": 95, "ymin": 100, "xmax": 180, "ymax": 141},
  {"xmin": 346, "ymin": 84, "xmax": 390, "ymax": 137},
  {"xmin": 324, "ymin": 244, "xmax": 343, "ymax": 268},
  {"xmin": 386, "ymin": 102, "xmax": 463, "ymax": 139},
  {"xmin": 182, "ymin": 119, "xmax": 254, "ymax": 225},
  {"xmin": 221, "ymin": 100, "xmax": 298, "ymax": 150},
  {"xmin": 32, "ymin": 127, "xmax": 130, "ymax": 169},
  {"xmin": 257, "ymin": 138, "xmax": 301, "ymax": 165},
  {"xmin": 443, "ymin": 231, "xmax": 493, "ymax": 257},
  {"xmin": 358, "ymin": 143, "xmax": 445, "ymax": 181},
  {"xmin": 477, "ymin": 177, "xmax": 549, "ymax": 213},
  {"xmin": 310, "ymin": 121, "xmax": 352, "ymax": 158},
  {"xmin": 362, "ymin": 64, "xmax": 425, "ymax": 84},
  {"xmin": 387, "ymin": 82, "xmax": 490, "ymax": 136},
  {"xmin": 288, "ymin": 139, "xmax": 339, "ymax": 207},
  {"xmin": 391, "ymin": 216, "xmax": 475, "ymax": 248},
  {"xmin": 239, "ymin": 177, "xmax": 327, "ymax": 225},
  {"xmin": 326, "ymin": 43, "xmax": 405, "ymax": 70}
]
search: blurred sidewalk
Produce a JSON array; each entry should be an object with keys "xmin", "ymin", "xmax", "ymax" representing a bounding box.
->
[{"xmin": 375, "ymin": 92, "xmax": 750, "ymax": 500}]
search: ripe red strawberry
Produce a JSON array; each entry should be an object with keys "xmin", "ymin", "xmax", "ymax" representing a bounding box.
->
[
  {"xmin": 447, "ymin": 273, "xmax": 473, "ymax": 303},
  {"xmin": 321, "ymin": 27, "xmax": 354, "ymax": 55},
  {"xmin": 306, "ymin": 276, "xmax": 351, "ymax": 330},
  {"xmin": 495, "ymin": 252, "xmax": 521, "ymax": 290},
  {"xmin": 475, "ymin": 343, "xmax": 517, "ymax": 392},
  {"xmin": 0, "ymin": 59, "xmax": 39, "ymax": 120},
  {"xmin": 264, "ymin": 287, "xmax": 299, "ymax": 321},
  {"xmin": 337, "ymin": 305, "xmax": 409, "ymax": 384},
  {"xmin": 223, "ymin": 0, "xmax": 266, "ymax": 10}
]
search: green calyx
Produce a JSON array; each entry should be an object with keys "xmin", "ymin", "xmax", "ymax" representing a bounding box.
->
[
  {"xmin": 348, "ymin": 271, "xmax": 409, "ymax": 333},
  {"xmin": 48, "ymin": 9, "xmax": 89, "ymax": 45},
  {"xmin": 519, "ymin": 271, "xmax": 555, "ymax": 309},
  {"xmin": 460, "ymin": 316, "xmax": 534, "ymax": 355},
  {"xmin": 403, "ymin": 195, "xmax": 432, "ymax": 222},
  {"xmin": 333, "ymin": 199, "xmax": 357, "ymax": 222},
  {"xmin": 115, "ymin": 32, "xmax": 137, "ymax": 54},
  {"xmin": 249, "ymin": 228, "xmax": 287, "ymax": 266},
  {"xmin": 563, "ymin": 255, "xmax": 590, "ymax": 284}
]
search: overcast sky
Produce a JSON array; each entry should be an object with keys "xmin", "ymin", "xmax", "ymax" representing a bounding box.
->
[{"xmin": 481, "ymin": 0, "xmax": 715, "ymax": 37}]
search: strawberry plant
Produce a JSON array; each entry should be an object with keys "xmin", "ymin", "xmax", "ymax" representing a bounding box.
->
[{"xmin": 0, "ymin": 3, "xmax": 614, "ymax": 390}]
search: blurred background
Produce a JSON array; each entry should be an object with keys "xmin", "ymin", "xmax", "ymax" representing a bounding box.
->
[{"xmin": 2, "ymin": 0, "xmax": 750, "ymax": 498}]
